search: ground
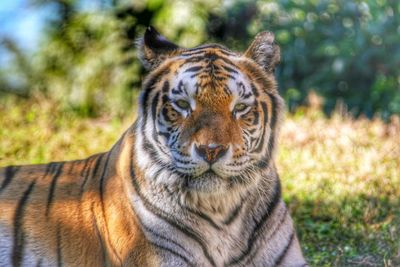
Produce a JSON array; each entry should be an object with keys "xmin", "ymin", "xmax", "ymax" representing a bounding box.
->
[{"xmin": 0, "ymin": 98, "xmax": 399, "ymax": 266}]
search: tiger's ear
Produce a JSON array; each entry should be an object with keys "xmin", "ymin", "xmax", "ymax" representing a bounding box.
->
[
  {"xmin": 137, "ymin": 26, "xmax": 181, "ymax": 70},
  {"xmin": 244, "ymin": 31, "xmax": 280, "ymax": 73}
]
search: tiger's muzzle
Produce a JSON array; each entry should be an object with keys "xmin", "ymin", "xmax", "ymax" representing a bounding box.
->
[{"xmin": 194, "ymin": 144, "xmax": 229, "ymax": 165}]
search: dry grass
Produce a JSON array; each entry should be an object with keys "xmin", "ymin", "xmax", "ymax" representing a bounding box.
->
[
  {"xmin": 0, "ymin": 98, "xmax": 399, "ymax": 266},
  {"xmin": 279, "ymin": 108, "xmax": 400, "ymax": 266}
]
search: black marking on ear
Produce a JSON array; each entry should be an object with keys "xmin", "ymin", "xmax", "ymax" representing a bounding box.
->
[
  {"xmin": 138, "ymin": 27, "xmax": 180, "ymax": 70},
  {"xmin": 144, "ymin": 26, "xmax": 179, "ymax": 52}
]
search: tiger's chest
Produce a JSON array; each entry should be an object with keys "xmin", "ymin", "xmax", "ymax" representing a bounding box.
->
[
  {"xmin": 152, "ymin": 221, "xmax": 248, "ymax": 267},
  {"xmin": 132, "ymin": 193, "xmax": 257, "ymax": 266}
]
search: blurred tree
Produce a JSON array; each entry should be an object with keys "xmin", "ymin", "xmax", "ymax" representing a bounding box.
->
[{"xmin": 30, "ymin": 0, "xmax": 151, "ymax": 116}]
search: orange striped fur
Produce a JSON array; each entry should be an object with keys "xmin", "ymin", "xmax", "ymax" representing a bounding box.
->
[{"xmin": 0, "ymin": 27, "xmax": 307, "ymax": 267}]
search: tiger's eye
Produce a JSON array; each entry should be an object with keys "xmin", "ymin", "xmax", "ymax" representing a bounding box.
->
[
  {"xmin": 175, "ymin": 99, "xmax": 191, "ymax": 110},
  {"xmin": 234, "ymin": 103, "xmax": 248, "ymax": 112}
]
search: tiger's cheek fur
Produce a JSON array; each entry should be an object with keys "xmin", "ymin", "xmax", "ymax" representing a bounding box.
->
[{"xmin": 157, "ymin": 103, "xmax": 183, "ymax": 145}]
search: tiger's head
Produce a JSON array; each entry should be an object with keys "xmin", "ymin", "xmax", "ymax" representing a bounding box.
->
[{"xmin": 134, "ymin": 27, "xmax": 283, "ymax": 195}]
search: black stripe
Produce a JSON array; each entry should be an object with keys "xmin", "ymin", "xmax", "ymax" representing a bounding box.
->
[
  {"xmin": 180, "ymin": 47, "xmax": 236, "ymax": 58},
  {"xmin": 171, "ymin": 81, "xmax": 183, "ymax": 95},
  {"xmin": 36, "ymin": 258, "xmax": 43, "ymax": 267},
  {"xmin": 160, "ymin": 81, "xmax": 169, "ymax": 98},
  {"xmin": 99, "ymin": 152, "xmax": 112, "ymax": 205},
  {"xmin": 141, "ymin": 222, "xmax": 192, "ymax": 256},
  {"xmin": 0, "ymin": 166, "xmax": 20, "ymax": 194},
  {"xmin": 250, "ymin": 83, "xmax": 260, "ymax": 97},
  {"xmin": 142, "ymin": 138, "xmax": 162, "ymax": 162},
  {"xmin": 12, "ymin": 180, "xmax": 36, "ymax": 267},
  {"xmin": 151, "ymin": 242, "xmax": 194, "ymax": 266},
  {"xmin": 223, "ymin": 200, "xmax": 243, "ymax": 225},
  {"xmin": 217, "ymin": 48, "xmax": 237, "ymax": 57},
  {"xmin": 56, "ymin": 225, "xmax": 63, "ymax": 267},
  {"xmin": 252, "ymin": 101, "xmax": 269, "ymax": 153},
  {"xmin": 79, "ymin": 158, "xmax": 91, "ymax": 177},
  {"xmin": 274, "ymin": 231, "xmax": 295, "ymax": 266},
  {"xmin": 265, "ymin": 94, "xmax": 279, "ymax": 161},
  {"xmin": 79, "ymin": 159, "xmax": 92, "ymax": 194},
  {"xmin": 171, "ymin": 87, "xmax": 182, "ymax": 95},
  {"xmin": 46, "ymin": 163, "xmax": 64, "ymax": 217},
  {"xmin": 184, "ymin": 66, "xmax": 202, "ymax": 73},
  {"xmin": 129, "ymin": 161, "xmax": 216, "ymax": 266},
  {"xmin": 141, "ymin": 69, "xmax": 170, "ymax": 122},
  {"xmin": 142, "ymin": 135, "xmax": 173, "ymax": 167},
  {"xmin": 135, "ymin": 214, "xmax": 193, "ymax": 262},
  {"xmin": 184, "ymin": 54, "xmax": 237, "ymax": 65},
  {"xmin": 157, "ymin": 131, "xmax": 171, "ymax": 139},
  {"xmin": 255, "ymin": 157, "xmax": 269, "ymax": 169},
  {"xmin": 221, "ymin": 64, "xmax": 238, "ymax": 74},
  {"xmin": 244, "ymin": 208, "xmax": 289, "ymax": 265},
  {"xmin": 81, "ymin": 154, "xmax": 103, "ymax": 194},
  {"xmin": 226, "ymin": 180, "xmax": 281, "ymax": 265},
  {"xmin": 45, "ymin": 162, "xmax": 56, "ymax": 177},
  {"xmin": 181, "ymin": 205, "xmax": 221, "ymax": 230},
  {"xmin": 98, "ymin": 152, "xmax": 122, "ymax": 264},
  {"xmin": 90, "ymin": 204, "xmax": 107, "ymax": 264},
  {"xmin": 66, "ymin": 161, "xmax": 76, "ymax": 174},
  {"xmin": 151, "ymin": 92, "xmax": 162, "ymax": 146},
  {"xmin": 182, "ymin": 44, "xmax": 227, "ymax": 54},
  {"xmin": 252, "ymin": 110, "xmax": 260, "ymax": 125}
]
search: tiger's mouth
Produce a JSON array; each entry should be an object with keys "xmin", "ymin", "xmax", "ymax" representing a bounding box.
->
[{"xmin": 198, "ymin": 169, "xmax": 218, "ymax": 179}]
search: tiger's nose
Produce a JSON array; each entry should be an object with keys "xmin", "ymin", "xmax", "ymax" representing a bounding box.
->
[{"xmin": 194, "ymin": 144, "xmax": 228, "ymax": 164}]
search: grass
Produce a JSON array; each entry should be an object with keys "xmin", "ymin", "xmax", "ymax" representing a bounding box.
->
[{"xmin": 0, "ymin": 98, "xmax": 399, "ymax": 266}]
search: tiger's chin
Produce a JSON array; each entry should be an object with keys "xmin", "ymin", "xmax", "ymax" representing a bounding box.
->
[
  {"xmin": 182, "ymin": 168, "xmax": 252, "ymax": 194},
  {"xmin": 184, "ymin": 170, "xmax": 227, "ymax": 193},
  {"xmin": 179, "ymin": 169, "xmax": 254, "ymax": 216}
]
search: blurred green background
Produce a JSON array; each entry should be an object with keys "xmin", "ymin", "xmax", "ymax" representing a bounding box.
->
[
  {"xmin": 1, "ymin": 1, "xmax": 399, "ymax": 266},
  {"xmin": 1, "ymin": 0, "xmax": 399, "ymax": 118}
]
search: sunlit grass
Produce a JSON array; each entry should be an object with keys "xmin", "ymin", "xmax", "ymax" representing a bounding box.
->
[
  {"xmin": 0, "ymin": 97, "xmax": 135, "ymax": 166},
  {"xmin": 279, "ymin": 108, "xmax": 400, "ymax": 266},
  {"xmin": 0, "ymin": 98, "xmax": 399, "ymax": 266}
]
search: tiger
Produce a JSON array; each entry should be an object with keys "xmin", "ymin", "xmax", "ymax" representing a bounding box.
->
[{"xmin": 0, "ymin": 26, "xmax": 307, "ymax": 267}]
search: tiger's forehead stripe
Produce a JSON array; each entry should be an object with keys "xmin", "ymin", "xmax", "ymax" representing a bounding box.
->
[
  {"xmin": 235, "ymin": 59, "xmax": 278, "ymax": 94},
  {"xmin": 180, "ymin": 44, "xmax": 238, "ymax": 58},
  {"xmin": 173, "ymin": 49, "xmax": 244, "ymax": 102},
  {"xmin": 142, "ymin": 45, "xmax": 276, "ymax": 123}
]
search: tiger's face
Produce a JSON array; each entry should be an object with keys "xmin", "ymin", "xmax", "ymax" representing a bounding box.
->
[{"xmin": 136, "ymin": 27, "xmax": 282, "ymax": 193}]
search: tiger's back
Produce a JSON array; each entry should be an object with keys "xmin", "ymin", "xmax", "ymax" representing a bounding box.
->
[{"xmin": 0, "ymin": 153, "xmax": 157, "ymax": 266}]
